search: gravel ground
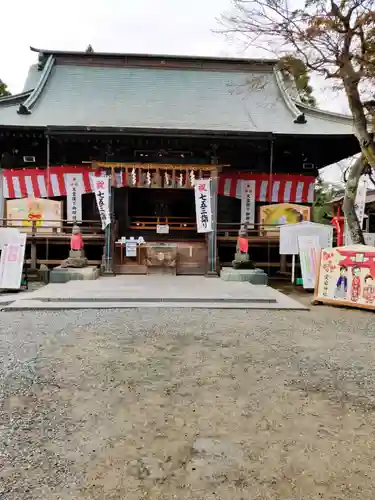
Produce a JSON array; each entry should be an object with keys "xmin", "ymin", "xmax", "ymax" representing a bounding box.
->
[{"xmin": 1, "ymin": 298, "xmax": 375, "ymax": 499}]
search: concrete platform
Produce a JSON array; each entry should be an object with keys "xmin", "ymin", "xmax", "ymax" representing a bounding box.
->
[
  {"xmin": 0, "ymin": 293, "xmax": 23, "ymax": 306},
  {"xmin": 49, "ymin": 266, "xmax": 100, "ymax": 283},
  {"xmin": 220, "ymin": 267, "xmax": 268, "ymax": 285},
  {"xmin": 1, "ymin": 276, "xmax": 308, "ymax": 311}
]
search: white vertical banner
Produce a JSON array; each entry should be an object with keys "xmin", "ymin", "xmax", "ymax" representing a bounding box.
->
[
  {"xmin": 240, "ymin": 180, "xmax": 255, "ymax": 228},
  {"xmin": 344, "ymin": 178, "xmax": 368, "ymax": 245},
  {"xmin": 93, "ymin": 175, "xmax": 111, "ymax": 230},
  {"xmin": 0, "ymin": 233, "xmax": 26, "ymax": 290},
  {"xmin": 194, "ymin": 179, "xmax": 212, "ymax": 233},
  {"xmin": 298, "ymin": 235, "xmax": 320, "ymax": 289},
  {"xmin": 66, "ymin": 174, "xmax": 82, "ymax": 224}
]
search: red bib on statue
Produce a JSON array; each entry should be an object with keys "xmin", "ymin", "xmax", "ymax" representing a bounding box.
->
[
  {"xmin": 70, "ymin": 233, "xmax": 83, "ymax": 251},
  {"xmin": 238, "ymin": 237, "xmax": 248, "ymax": 253}
]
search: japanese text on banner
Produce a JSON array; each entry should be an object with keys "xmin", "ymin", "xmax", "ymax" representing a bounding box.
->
[
  {"xmin": 93, "ymin": 176, "xmax": 111, "ymax": 230},
  {"xmin": 194, "ymin": 179, "xmax": 212, "ymax": 233},
  {"xmin": 240, "ymin": 180, "xmax": 255, "ymax": 229},
  {"xmin": 66, "ymin": 174, "xmax": 82, "ymax": 224}
]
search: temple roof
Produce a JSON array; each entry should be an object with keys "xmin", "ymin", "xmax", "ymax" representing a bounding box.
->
[{"xmin": 0, "ymin": 47, "xmax": 355, "ymax": 136}]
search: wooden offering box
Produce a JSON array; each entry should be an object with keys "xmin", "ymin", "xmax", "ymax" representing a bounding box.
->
[{"xmin": 145, "ymin": 243, "xmax": 177, "ymax": 275}]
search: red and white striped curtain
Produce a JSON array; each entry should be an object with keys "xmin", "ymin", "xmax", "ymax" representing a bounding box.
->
[
  {"xmin": 218, "ymin": 173, "xmax": 315, "ymax": 204},
  {"xmin": 2, "ymin": 166, "xmax": 316, "ymax": 204}
]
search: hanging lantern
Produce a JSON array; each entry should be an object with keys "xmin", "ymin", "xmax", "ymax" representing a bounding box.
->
[
  {"xmin": 146, "ymin": 170, "xmax": 151, "ymax": 186},
  {"xmin": 164, "ymin": 171, "xmax": 169, "ymax": 186},
  {"xmin": 179, "ymin": 172, "xmax": 184, "ymax": 187},
  {"xmin": 131, "ymin": 168, "xmax": 136, "ymax": 185},
  {"xmin": 189, "ymin": 169, "xmax": 195, "ymax": 185}
]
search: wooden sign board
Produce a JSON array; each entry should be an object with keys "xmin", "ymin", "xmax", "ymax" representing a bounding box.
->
[
  {"xmin": 314, "ymin": 244, "xmax": 375, "ymax": 311},
  {"xmin": 260, "ymin": 203, "xmax": 311, "ymax": 236},
  {"xmin": 6, "ymin": 198, "xmax": 62, "ymax": 233}
]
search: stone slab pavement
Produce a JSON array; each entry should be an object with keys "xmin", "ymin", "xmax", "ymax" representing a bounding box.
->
[{"xmin": 1, "ymin": 275, "xmax": 308, "ymax": 311}]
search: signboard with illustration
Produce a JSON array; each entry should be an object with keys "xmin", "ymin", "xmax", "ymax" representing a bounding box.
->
[
  {"xmin": 6, "ymin": 198, "xmax": 62, "ymax": 233},
  {"xmin": 260, "ymin": 203, "xmax": 311, "ymax": 236},
  {"xmin": 314, "ymin": 245, "xmax": 375, "ymax": 310}
]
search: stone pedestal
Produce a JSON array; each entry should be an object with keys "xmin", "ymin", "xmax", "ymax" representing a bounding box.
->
[
  {"xmin": 220, "ymin": 267, "xmax": 268, "ymax": 285},
  {"xmin": 232, "ymin": 252, "xmax": 255, "ymax": 270},
  {"xmin": 50, "ymin": 266, "xmax": 100, "ymax": 283},
  {"xmin": 61, "ymin": 249, "xmax": 88, "ymax": 269}
]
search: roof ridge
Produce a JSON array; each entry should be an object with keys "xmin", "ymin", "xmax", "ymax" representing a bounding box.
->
[
  {"xmin": 17, "ymin": 55, "xmax": 55, "ymax": 115},
  {"xmin": 273, "ymin": 68, "xmax": 301, "ymax": 119},
  {"xmin": 294, "ymin": 100, "xmax": 353, "ymax": 122},
  {"xmin": 0, "ymin": 90, "xmax": 32, "ymax": 105},
  {"xmin": 30, "ymin": 46, "xmax": 278, "ymax": 65}
]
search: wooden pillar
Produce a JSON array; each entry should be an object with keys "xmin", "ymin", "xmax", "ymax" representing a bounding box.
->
[
  {"xmin": 124, "ymin": 186, "xmax": 130, "ymax": 232},
  {"xmin": 30, "ymin": 239, "xmax": 37, "ymax": 270},
  {"xmin": 102, "ymin": 167, "xmax": 115, "ymax": 275},
  {"xmin": 207, "ymin": 167, "xmax": 219, "ymax": 276}
]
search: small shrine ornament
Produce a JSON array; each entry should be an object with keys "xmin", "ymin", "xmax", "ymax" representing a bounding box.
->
[
  {"xmin": 146, "ymin": 171, "xmax": 151, "ymax": 186},
  {"xmin": 131, "ymin": 168, "xmax": 136, "ymax": 185},
  {"xmin": 179, "ymin": 172, "xmax": 184, "ymax": 187},
  {"xmin": 189, "ymin": 169, "xmax": 195, "ymax": 185},
  {"xmin": 164, "ymin": 171, "xmax": 170, "ymax": 186}
]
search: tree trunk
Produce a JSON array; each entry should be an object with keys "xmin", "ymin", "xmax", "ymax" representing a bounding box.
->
[
  {"xmin": 341, "ymin": 70, "xmax": 374, "ymax": 244},
  {"xmin": 343, "ymin": 76, "xmax": 375, "ymax": 168},
  {"xmin": 342, "ymin": 154, "xmax": 365, "ymax": 245}
]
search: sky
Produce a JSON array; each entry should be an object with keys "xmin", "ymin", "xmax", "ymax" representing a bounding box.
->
[{"xmin": 0, "ymin": 0, "xmax": 350, "ymax": 182}]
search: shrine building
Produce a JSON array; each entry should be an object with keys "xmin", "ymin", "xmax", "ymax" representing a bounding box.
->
[{"xmin": 0, "ymin": 46, "xmax": 359, "ymax": 275}]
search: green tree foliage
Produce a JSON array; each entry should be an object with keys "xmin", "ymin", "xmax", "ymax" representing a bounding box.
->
[
  {"xmin": 0, "ymin": 79, "xmax": 11, "ymax": 97},
  {"xmin": 312, "ymin": 177, "xmax": 340, "ymax": 224},
  {"xmin": 278, "ymin": 56, "xmax": 316, "ymax": 107}
]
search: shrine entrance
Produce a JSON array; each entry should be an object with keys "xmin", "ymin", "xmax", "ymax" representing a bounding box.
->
[{"xmin": 113, "ymin": 186, "xmax": 208, "ymax": 275}]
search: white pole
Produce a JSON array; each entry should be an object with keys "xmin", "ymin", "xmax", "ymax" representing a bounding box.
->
[{"xmin": 291, "ymin": 254, "xmax": 295, "ymax": 284}]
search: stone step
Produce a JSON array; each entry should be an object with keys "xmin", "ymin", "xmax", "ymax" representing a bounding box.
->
[
  {"xmin": 1, "ymin": 299, "xmax": 308, "ymax": 311},
  {"xmin": 29, "ymin": 296, "xmax": 277, "ymax": 304}
]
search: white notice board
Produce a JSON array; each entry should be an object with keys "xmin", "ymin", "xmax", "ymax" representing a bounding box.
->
[
  {"xmin": 280, "ymin": 221, "xmax": 333, "ymax": 255},
  {"xmin": 125, "ymin": 239, "xmax": 137, "ymax": 257},
  {"xmin": 0, "ymin": 233, "xmax": 26, "ymax": 290},
  {"xmin": 0, "ymin": 228, "xmax": 21, "ymax": 250}
]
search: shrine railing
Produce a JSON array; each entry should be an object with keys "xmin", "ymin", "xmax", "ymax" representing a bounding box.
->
[
  {"xmin": 0, "ymin": 218, "xmax": 104, "ymax": 236},
  {"xmin": 217, "ymin": 222, "xmax": 282, "ymax": 238}
]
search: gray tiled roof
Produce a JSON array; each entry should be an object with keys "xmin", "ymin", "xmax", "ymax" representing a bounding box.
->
[
  {"xmin": 0, "ymin": 54, "xmax": 354, "ymax": 135},
  {"xmin": 22, "ymin": 64, "xmax": 41, "ymax": 92}
]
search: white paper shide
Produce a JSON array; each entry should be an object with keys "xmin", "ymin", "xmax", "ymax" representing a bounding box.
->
[
  {"xmin": 66, "ymin": 174, "xmax": 82, "ymax": 224},
  {"xmin": 194, "ymin": 179, "xmax": 212, "ymax": 233},
  {"xmin": 240, "ymin": 180, "xmax": 255, "ymax": 228},
  {"xmin": 93, "ymin": 176, "xmax": 111, "ymax": 230}
]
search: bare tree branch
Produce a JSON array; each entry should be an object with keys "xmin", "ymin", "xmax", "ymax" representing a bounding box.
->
[{"xmin": 218, "ymin": 0, "xmax": 375, "ymax": 243}]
